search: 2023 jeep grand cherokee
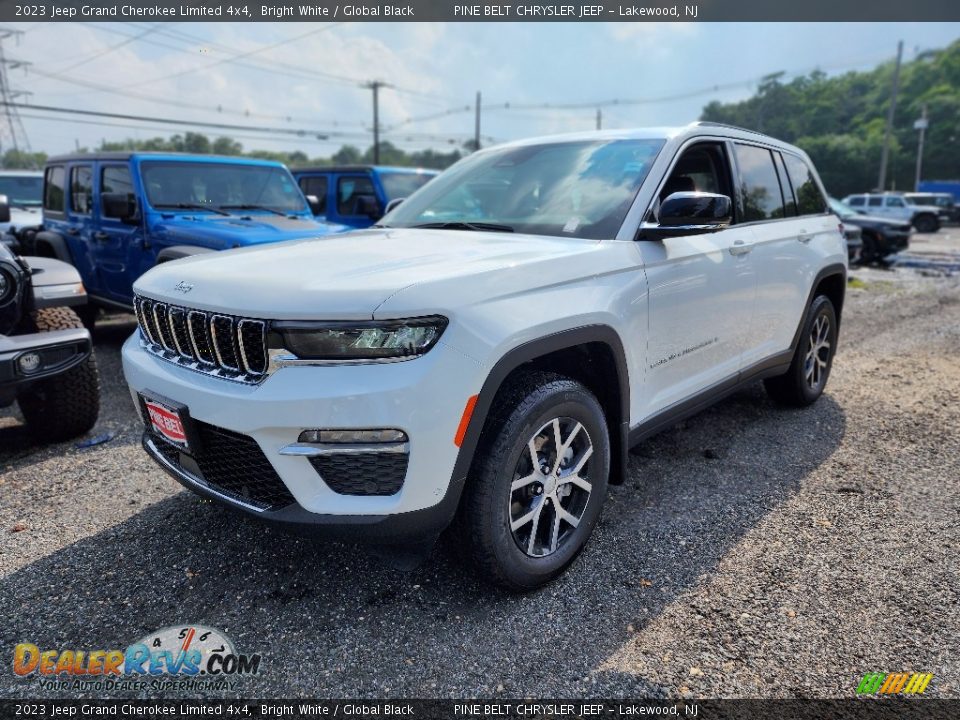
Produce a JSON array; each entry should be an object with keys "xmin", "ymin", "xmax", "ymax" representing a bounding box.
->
[{"xmin": 123, "ymin": 123, "xmax": 846, "ymax": 590}]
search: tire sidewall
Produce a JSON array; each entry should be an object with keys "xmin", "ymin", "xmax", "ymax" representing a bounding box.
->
[{"xmin": 483, "ymin": 386, "xmax": 610, "ymax": 589}]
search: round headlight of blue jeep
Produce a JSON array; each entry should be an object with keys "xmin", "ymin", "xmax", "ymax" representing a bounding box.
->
[{"xmin": 0, "ymin": 267, "xmax": 15, "ymax": 305}]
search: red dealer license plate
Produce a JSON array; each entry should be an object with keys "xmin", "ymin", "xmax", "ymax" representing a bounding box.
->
[{"xmin": 144, "ymin": 397, "xmax": 189, "ymax": 450}]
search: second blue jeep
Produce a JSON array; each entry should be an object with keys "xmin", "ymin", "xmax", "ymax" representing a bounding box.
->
[{"xmin": 29, "ymin": 152, "xmax": 348, "ymax": 326}]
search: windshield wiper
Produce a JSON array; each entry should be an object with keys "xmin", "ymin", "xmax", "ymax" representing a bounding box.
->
[
  {"xmin": 218, "ymin": 204, "xmax": 290, "ymax": 217},
  {"xmin": 154, "ymin": 203, "xmax": 230, "ymax": 216},
  {"xmin": 411, "ymin": 221, "xmax": 514, "ymax": 233}
]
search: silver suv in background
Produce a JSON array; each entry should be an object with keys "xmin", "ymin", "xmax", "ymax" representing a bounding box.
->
[{"xmin": 842, "ymin": 192, "xmax": 941, "ymax": 233}]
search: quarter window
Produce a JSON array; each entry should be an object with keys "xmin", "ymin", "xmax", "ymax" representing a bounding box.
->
[
  {"xmin": 70, "ymin": 166, "xmax": 93, "ymax": 215},
  {"xmin": 782, "ymin": 154, "xmax": 827, "ymax": 216},
  {"xmin": 298, "ymin": 176, "xmax": 328, "ymax": 214},
  {"xmin": 734, "ymin": 144, "xmax": 786, "ymax": 222},
  {"xmin": 44, "ymin": 166, "xmax": 65, "ymax": 213}
]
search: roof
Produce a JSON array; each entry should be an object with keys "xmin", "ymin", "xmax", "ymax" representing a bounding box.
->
[
  {"xmin": 291, "ymin": 165, "xmax": 440, "ymax": 175},
  {"xmin": 45, "ymin": 151, "xmax": 288, "ymax": 167}
]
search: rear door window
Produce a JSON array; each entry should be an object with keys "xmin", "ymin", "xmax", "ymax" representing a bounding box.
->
[
  {"xmin": 44, "ymin": 166, "xmax": 66, "ymax": 214},
  {"xmin": 868, "ymin": 197, "xmax": 883, "ymax": 207},
  {"xmin": 337, "ymin": 175, "xmax": 376, "ymax": 216},
  {"xmin": 69, "ymin": 166, "xmax": 94, "ymax": 215},
  {"xmin": 733, "ymin": 144, "xmax": 786, "ymax": 222}
]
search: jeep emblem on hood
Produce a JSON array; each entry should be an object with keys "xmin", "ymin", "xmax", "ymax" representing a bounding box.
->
[{"xmin": 174, "ymin": 281, "xmax": 194, "ymax": 294}]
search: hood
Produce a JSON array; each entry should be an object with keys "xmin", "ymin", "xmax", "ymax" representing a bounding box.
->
[
  {"xmin": 152, "ymin": 212, "xmax": 349, "ymax": 249},
  {"xmin": 845, "ymin": 213, "xmax": 912, "ymax": 229},
  {"xmin": 134, "ymin": 228, "xmax": 612, "ymax": 320}
]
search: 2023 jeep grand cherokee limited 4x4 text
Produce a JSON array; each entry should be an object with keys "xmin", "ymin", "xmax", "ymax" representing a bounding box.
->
[{"xmin": 123, "ymin": 123, "xmax": 846, "ymax": 590}]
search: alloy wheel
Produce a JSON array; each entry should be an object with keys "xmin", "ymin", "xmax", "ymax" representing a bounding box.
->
[
  {"xmin": 804, "ymin": 314, "xmax": 831, "ymax": 392},
  {"xmin": 508, "ymin": 417, "xmax": 594, "ymax": 558}
]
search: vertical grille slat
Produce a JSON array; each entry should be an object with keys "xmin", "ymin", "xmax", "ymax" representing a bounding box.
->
[
  {"xmin": 134, "ymin": 295, "xmax": 267, "ymax": 384},
  {"xmin": 238, "ymin": 319, "xmax": 267, "ymax": 376},
  {"xmin": 210, "ymin": 314, "xmax": 240, "ymax": 372}
]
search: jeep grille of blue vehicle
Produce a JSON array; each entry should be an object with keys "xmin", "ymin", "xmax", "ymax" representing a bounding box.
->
[{"xmin": 133, "ymin": 294, "xmax": 268, "ymax": 383}]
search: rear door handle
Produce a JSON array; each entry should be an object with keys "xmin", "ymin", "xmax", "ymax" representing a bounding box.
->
[
  {"xmin": 729, "ymin": 239, "xmax": 753, "ymax": 256},
  {"xmin": 93, "ymin": 232, "xmax": 109, "ymax": 242},
  {"xmin": 66, "ymin": 227, "xmax": 79, "ymax": 236},
  {"xmin": 798, "ymin": 230, "xmax": 813, "ymax": 243}
]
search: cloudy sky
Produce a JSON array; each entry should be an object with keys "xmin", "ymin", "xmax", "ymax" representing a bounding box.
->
[{"xmin": 6, "ymin": 21, "xmax": 960, "ymax": 157}]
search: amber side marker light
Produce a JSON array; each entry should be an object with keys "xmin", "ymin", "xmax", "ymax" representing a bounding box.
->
[{"xmin": 454, "ymin": 394, "xmax": 479, "ymax": 447}]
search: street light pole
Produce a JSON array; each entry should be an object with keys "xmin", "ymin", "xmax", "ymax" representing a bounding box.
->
[{"xmin": 914, "ymin": 104, "xmax": 928, "ymax": 192}]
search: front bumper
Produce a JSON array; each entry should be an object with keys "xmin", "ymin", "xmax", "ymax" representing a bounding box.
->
[
  {"xmin": 122, "ymin": 332, "xmax": 483, "ymax": 540},
  {"xmin": 0, "ymin": 327, "xmax": 92, "ymax": 386},
  {"xmin": 880, "ymin": 231, "xmax": 910, "ymax": 254}
]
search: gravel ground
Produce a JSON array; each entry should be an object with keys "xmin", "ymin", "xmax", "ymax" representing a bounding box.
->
[{"xmin": 1, "ymin": 232, "xmax": 958, "ymax": 700}]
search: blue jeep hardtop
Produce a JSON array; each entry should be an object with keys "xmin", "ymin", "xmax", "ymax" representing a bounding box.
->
[{"xmin": 32, "ymin": 151, "xmax": 348, "ymax": 316}]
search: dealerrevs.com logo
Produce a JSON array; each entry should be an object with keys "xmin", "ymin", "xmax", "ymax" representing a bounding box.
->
[{"xmin": 12, "ymin": 625, "xmax": 262, "ymax": 692}]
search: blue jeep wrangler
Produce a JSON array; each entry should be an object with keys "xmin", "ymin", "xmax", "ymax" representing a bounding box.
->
[
  {"xmin": 29, "ymin": 152, "xmax": 347, "ymax": 326},
  {"xmin": 293, "ymin": 165, "xmax": 438, "ymax": 229}
]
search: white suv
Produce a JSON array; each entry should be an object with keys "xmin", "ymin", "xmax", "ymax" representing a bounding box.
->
[
  {"xmin": 842, "ymin": 192, "xmax": 941, "ymax": 233},
  {"xmin": 123, "ymin": 123, "xmax": 846, "ymax": 590}
]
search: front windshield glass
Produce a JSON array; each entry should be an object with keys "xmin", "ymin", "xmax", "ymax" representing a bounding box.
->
[
  {"xmin": 141, "ymin": 162, "xmax": 307, "ymax": 213},
  {"xmin": 828, "ymin": 197, "xmax": 857, "ymax": 219},
  {"xmin": 380, "ymin": 172, "xmax": 436, "ymax": 201},
  {"xmin": 383, "ymin": 139, "xmax": 665, "ymax": 240},
  {"xmin": 0, "ymin": 175, "xmax": 43, "ymax": 207}
]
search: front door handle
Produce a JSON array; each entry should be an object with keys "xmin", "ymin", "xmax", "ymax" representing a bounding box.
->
[
  {"xmin": 66, "ymin": 227, "xmax": 79, "ymax": 236},
  {"xmin": 93, "ymin": 232, "xmax": 109, "ymax": 242},
  {"xmin": 729, "ymin": 239, "xmax": 753, "ymax": 256}
]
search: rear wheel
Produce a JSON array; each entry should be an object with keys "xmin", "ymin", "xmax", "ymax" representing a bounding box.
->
[
  {"xmin": 17, "ymin": 307, "xmax": 101, "ymax": 442},
  {"xmin": 764, "ymin": 295, "xmax": 837, "ymax": 407},
  {"xmin": 913, "ymin": 213, "xmax": 939, "ymax": 233},
  {"xmin": 455, "ymin": 372, "xmax": 610, "ymax": 591}
]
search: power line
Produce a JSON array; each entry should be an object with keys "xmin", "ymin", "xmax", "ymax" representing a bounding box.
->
[{"xmin": 54, "ymin": 23, "xmax": 165, "ymax": 74}]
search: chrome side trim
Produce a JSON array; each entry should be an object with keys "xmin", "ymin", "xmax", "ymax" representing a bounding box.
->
[{"xmin": 279, "ymin": 442, "xmax": 410, "ymax": 457}]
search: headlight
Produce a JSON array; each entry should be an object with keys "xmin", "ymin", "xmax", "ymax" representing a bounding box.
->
[
  {"xmin": 0, "ymin": 266, "xmax": 15, "ymax": 305},
  {"xmin": 273, "ymin": 315, "xmax": 448, "ymax": 361}
]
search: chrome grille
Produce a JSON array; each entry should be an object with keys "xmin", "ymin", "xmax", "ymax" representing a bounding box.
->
[{"xmin": 133, "ymin": 295, "xmax": 269, "ymax": 384}]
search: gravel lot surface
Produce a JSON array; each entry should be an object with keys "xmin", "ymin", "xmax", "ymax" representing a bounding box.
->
[{"xmin": 1, "ymin": 232, "xmax": 958, "ymax": 700}]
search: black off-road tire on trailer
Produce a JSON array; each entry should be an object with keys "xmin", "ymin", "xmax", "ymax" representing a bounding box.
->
[
  {"xmin": 764, "ymin": 295, "xmax": 838, "ymax": 408},
  {"xmin": 17, "ymin": 307, "xmax": 100, "ymax": 442},
  {"xmin": 454, "ymin": 371, "xmax": 610, "ymax": 591}
]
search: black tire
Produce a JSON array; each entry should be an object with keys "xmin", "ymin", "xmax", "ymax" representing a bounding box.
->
[
  {"xmin": 913, "ymin": 213, "xmax": 939, "ymax": 233},
  {"xmin": 860, "ymin": 232, "xmax": 878, "ymax": 264},
  {"xmin": 454, "ymin": 371, "xmax": 610, "ymax": 591},
  {"xmin": 764, "ymin": 295, "xmax": 837, "ymax": 407},
  {"xmin": 17, "ymin": 307, "xmax": 100, "ymax": 442}
]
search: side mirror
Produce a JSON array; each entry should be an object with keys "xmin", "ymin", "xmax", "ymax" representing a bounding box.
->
[
  {"xmin": 102, "ymin": 192, "xmax": 138, "ymax": 221},
  {"xmin": 355, "ymin": 194, "xmax": 382, "ymax": 220},
  {"xmin": 384, "ymin": 197, "xmax": 404, "ymax": 214},
  {"xmin": 305, "ymin": 194, "xmax": 323, "ymax": 216},
  {"xmin": 0, "ymin": 194, "xmax": 10, "ymax": 224},
  {"xmin": 639, "ymin": 191, "xmax": 732, "ymax": 240}
]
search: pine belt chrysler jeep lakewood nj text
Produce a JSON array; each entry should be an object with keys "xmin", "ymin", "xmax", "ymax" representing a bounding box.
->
[{"xmin": 123, "ymin": 123, "xmax": 847, "ymax": 590}]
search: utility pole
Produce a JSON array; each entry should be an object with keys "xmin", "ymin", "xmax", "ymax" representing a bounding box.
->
[
  {"xmin": 0, "ymin": 27, "xmax": 32, "ymax": 166},
  {"xmin": 363, "ymin": 80, "xmax": 389, "ymax": 164},
  {"xmin": 877, "ymin": 40, "xmax": 903, "ymax": 191},
  {"xmin": 914, "ymin": 104, "xmax": 928, "ymax": 192},
  {"xmin": 596, "ymin": 108, "xmax": 602, "ymax": 130},
  {"xmin": 474, "ymin": 91, "xmax": 481, "ymax": 151}
]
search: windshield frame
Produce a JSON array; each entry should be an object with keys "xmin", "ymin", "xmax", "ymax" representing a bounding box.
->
[
  {"xmin": 381, "ymin": 138, "xmax": 666, "ymax": 241},
  {"xmin": 139, "ymin": 160, "xmax": 309, "ymax": 215}
]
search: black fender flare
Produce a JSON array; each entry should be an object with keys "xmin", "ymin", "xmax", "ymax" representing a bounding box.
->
[
  {"xmin": 789, "ymin": 263, "xmax": 847, "ymax": 353},
  {"xmin": 31, "ymin": 231, "xmax": 73, "ymax": 264},
  {"xmin": 155, "ymin": 245, "xmax": 216, "ymax": 264},
  {"xmin": 443, "ymin": 324, "xmax": 632, "ymax": 524}
]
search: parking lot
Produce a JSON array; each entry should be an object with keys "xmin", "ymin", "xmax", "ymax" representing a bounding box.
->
[{"xmin": 1, "ymin": 231, "xmax": 958, "ymax": 699}]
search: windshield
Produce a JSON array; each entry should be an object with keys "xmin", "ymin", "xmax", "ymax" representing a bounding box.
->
[
  {"xmin": 379, "ymin": 172, "xmax": 436, "ymax": 201},
  {"xmin": 141, "ymin": 162, "xmax": 307, "ymax": 214},
  {"xmin": 382, "ymin": 138, "xmax": 664, "ymax": 240},
  {"xmin": 828, "ymin": 197, "xmax": 858, "ymax": 219},
  {"xmin": 0, "ymin": 175, "xmax": 43, "ymax": 207}
]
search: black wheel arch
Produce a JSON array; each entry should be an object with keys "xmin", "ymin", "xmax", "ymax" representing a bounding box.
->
[
  {"xmin": 789, "ymin": 263, "xmax": 846, "ymax": 353},
  {"xmin": 31, "ymin": 231, "xmax": 73, "ymax": 264}
]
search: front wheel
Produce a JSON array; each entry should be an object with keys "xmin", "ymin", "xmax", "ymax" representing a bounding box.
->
[
  {"xmin": 913, "ymin": 213, "xmax": 939, "ymax": 233},
  {"xmin": 764, "ymin": 295, "xmax": 837, "ymax": 407},
  {"xmin": 455, "ymin": 372, "xmax": 610, "ymax": 591}
]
